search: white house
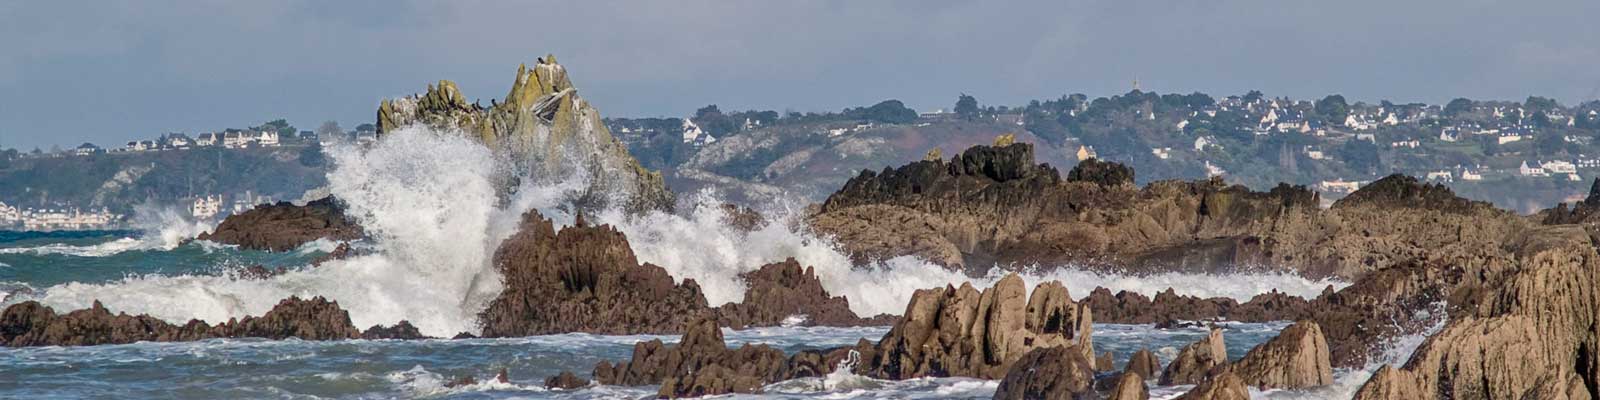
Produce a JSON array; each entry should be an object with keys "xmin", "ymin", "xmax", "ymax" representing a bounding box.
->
[
  {"xmin": 1460, "ymin": 168, "xmax": 1484, "ymax": 181},
  {"xmin": 1194, "ymin": 136, "xmax": 1217, "ymax": 151},
  {"xmin": 681, "ymin": 119, "xmax": 709, "ymax": 143},
  {"xmin": 195, "ymin": 133, "xmax": 217, "ymax": 146},
  {"xmin": 1425, "ymin": 170, "xmax": 1453, "ymax": 182},
  {"xmin": 74, "ymin": 143, "xmax": 101, "ymax": 156},
  {"xmin": 222, "ymin": 132, "xmax": 250, "ymax": 148},
  {"xmin": 1151, "ymin": 147, "xmax": 1172, "ymax": 160},
  {"xmin": 1521, "ymin": 161, "xmax": 1549, "ymax": 177},
  {"xmin": 1542, "ymin": 160, "xmax": 1578, "ymax": 174},
  {"xmin": 1382, "ymin": 113, "xmax": 1400, "ymax": 126},
  {"xmin": 1317, "ymin": 179, "xmax": 1363, "ymax": 194},
  {"xmin": 256, "ymin": 131, "xmax": 279, "ymax": 147},
  {"xmin": 1439, "ymin": 127, "xmax": 1461, "ymax": 142},
  {"xmin": 1304, "ymin": 146, "xmax": 1325, "ymax": 160},
  {"xmin": 1498, "ymin": 132, "xmax": 1524, "ymax": 145},
  {"xmin": 1391, "ymin": 140, "xmax": 1420, "ymax": 149},
  {"xmin": 190, "ymin": 195, "xmax": 222, "ymax": 220}
]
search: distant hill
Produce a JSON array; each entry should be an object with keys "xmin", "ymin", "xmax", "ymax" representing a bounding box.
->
[{"xmin": 0, "ymin": 145, "xmax": 327, "ymax": 214}]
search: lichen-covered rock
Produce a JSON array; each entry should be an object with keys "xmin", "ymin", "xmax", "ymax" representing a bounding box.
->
[
  {"xmin": 1, "ymin": 296, "xmax": 367, "ymax": 346},
  {"xmin": 197, "ymin": 197, "xmax": 362, "ymax": 252},
  {"xmin": 477, "ymin": 210, "xmax": 710, "ymax": 336},
  {"xmin": 991, "ymin": 345, "xmax": 1096, "ymax": 400},
  {"xmin": 377, "ymin": 55, "xmax": 673, "ymax": 213},
  {"xmin": 1226, "ymin": 320, "xmax": 1332, "ymax": 389},
  {"xmin": 1176, "ymin": 371, "xmax": 1251, "ymax": 400},
  {"xmin": 1161, "ymin": 328, "xmax": 1227, "ymax": 386}
]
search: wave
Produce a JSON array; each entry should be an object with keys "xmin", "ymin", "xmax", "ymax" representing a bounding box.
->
[{"xmin": 15, "ymin": 126, "xmax": 1349, "ymax": 338}]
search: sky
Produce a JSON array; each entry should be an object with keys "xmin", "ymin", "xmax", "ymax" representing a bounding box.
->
[{"xmin": 2, "ymin": 0, "xmax": 1598, "ymax": 150}]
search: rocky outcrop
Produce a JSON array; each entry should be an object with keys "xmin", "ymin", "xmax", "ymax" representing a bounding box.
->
[
  {"xmin": 714, "ymin": 258, "xmax": 890, "ymax": 328},
  {"xmin": 991, "ymin": 346, "xmax": 1097, "ymax": 400},
  {"xmin": 1161, "ymin": 328, "xmax": 1227, "ymax": 386},
  {"xmin": 1083, "ymin": 287, "xmax": 1319, "ymax": 324},
  {"xmin": 859, "ymin": 274, "xmax": 1094, "ymax": 380},
  {"xmin": 1225, "ymin": 320, "xmax": 1332, "ymax": 389},
  {"xmin": 377, "ymin": 55, "xmax": 673, "ymax": 213},
  {"xmin": 1176, "ymin": 371, "xmax": 1251, "ymax": 400},
  {"xmin": 477, "ymin": 210, "xmax": 711, "ymax": 336},
  {"xmin": 1068, "ymin": 157, "xmax": 1134, "ymax": 187},
  {"xmin": 1108, "ymin": 371, "xmax": 1150, "ymax": 400},
  {"xmin": 543, "ymin": 371, "xmax": 588, "ymax": 390},
  {"xmin": 592, "ymin": 317, "xmax": 790, "ymax": 398},
  {"xmin": 197, "ymin": 197, "xmax": 363, "ymax": 252},
  {"xmin": 478, "ymin": 210, "xmax": 887, "ymax": 336},
  {"xmin": 360, "ymin": 320, "xmax": 429, "ymax": 340},
  {"xmin": 1, "ymin": 296, "xmax": 370, "ymax": 346},
  {"xmin": 1126, "ymin": 348, "xmax": 1162, "ymax": 380}
]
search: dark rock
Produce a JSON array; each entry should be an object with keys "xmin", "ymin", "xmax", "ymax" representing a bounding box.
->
[
  {"xmin": 593, "ymin": 317, "xmax": 788, "ymax": 398},
  {"xmin": 991, "ymin": 345, "xmax": 1096, "ymax": 400},
  {"xmin": 1125, "ymin": 348, "xmax": 1162, "ymax": 380},
  {"xmin": 714, "ymin": 258, "xmax": 883, "ymax": 328},
  {"xmin": 1333, "ymin": 173, "xmax": 1482, "ymax": 213},
  {"xmin": 361, "ymin": 320, "xmax": 429, "ymax": 340},
  {"xmin": 1, "ymin": 296, "xmax": 360, "ymax": 347},
  {"xmin": 197, "ymin": 197, "xmax": 363, "ymax": 252},
  {"xmin": 1067, "ymin": 157, "xmax": 1134, "ymax": 186},
  {"xmin": 450, "ymin": 332, "xmax": 478, "ymax": 340},
  {"xmin": 1160, "ymin": 328, "xmax": 1226, "ymax": 386},
  {"xmin": 310, "ymin": 242, "xmax": 356, "ymax": 266},
  {"xmin": 543, "ymin": 371, "xmax": 588, "ymax": 390}
]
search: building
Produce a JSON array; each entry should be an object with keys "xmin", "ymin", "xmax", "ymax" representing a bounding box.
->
[
  {"xmin": 1151, "ymin": 147, "xmax": 1172, "ymax": 160},
  {"xmin": 126, "ymin": 141, "xmax": 148, "ymax": 151},
  {"xmin": 190, "ymin": 195, "xmax": 222, "ymax": 220},
  {"xmin": 73, "ymin": 143, "xmax": 101, "ymax": 156},
  {"xmin": 0, "ymin": 201, "xmax": 21, "ymax": 226},
  {"xmin": 1520, "ymin": 161, "xmax": 1549, "ymax": 177},
  {"xmin": 1304, "ymin": 146, "xmax": 1326, "ymax": 160},
  {"xmin": 1460, "ymin": 167, "xmax": 1484, "ymax": 181},
  {"xmin": 681, "ymin": 119, "xmax": 708, "ymax": 143},
  {"xmin": 21, "ymin": 208, "xmax": 120, "ymax": 230},
  {"xmin": 1317, "ymin": 179, "xmax": 1363, "ymax": 194},
  {"xmin": 1193, "ymin": 136, "xmax": 1217, "ymax": 151},
  {"xmin": 1498, "ymin": 131, "xmax": 1524, "ymax": 145},
  {"xmin": 161, "ymin": 133, "xmax": 193, "ymax": 149},
  {"xmin": 256, "ymin": 131, "xmax": 280, "ymax": 147},
  {"xmin": 222, "ymin": 132, "xmax": 250, "ymax": 148},
  {"xmin": 1542, "ymin": 160, "xmax": 1578, "ymax": 174},
  {"xmin": 1391, "ymin": 140, "xmax": 1420, "ymax": 149},
  {"xmin": 1204, "ymin": 160, "xmax": 1227, "ymax": 177},
  {"xmin": 1076, "ymin": 145, "xmax": 1098, "ymax": 161},
  {"xmin": 1425, "ymin": 170, "xmax": 1453, "ymax": 182},
  {"xmin": 196, "ymin": 132, "xmax": 218, "ymax": 146}
]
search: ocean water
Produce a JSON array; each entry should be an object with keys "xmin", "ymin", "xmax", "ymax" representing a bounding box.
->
[{"xmin": 0, "ymin": 128, "xmax": 1409, "ymax": 398}]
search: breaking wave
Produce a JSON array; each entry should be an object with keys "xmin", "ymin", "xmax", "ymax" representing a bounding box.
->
[
  {"xmin": 16, "ymin": 126, "xmax": 1349, "ymax": 337},
  {"xmin": 0, "ymin": 205, "xmax": 212, "ymax": 257}
]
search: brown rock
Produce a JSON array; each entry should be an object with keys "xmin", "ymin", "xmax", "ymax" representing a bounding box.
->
[
  {"xmin": 543, "ymin": 371, "xmax": 588, "ymax": 390},
  {"xmin": 1226, "ymin": 320, "xmax": 1332, "ymax": 389},
  {"xmin": 714, "ymin": 258, "xmax": 883, "ymax": 328},
  {"xmin": 1125, "ymin": 348, "xmax": 1162, "ymax": 380},
  {"xmin": 1, "ymin": 296, "xmax": 362, "ymax": 347},
  {"xmin": 1096, "ymin": 351, "xmax": 1115, "ymax": 372},
  {"xmin": 593, "ymin": 317, "xmax": 788, "ymax": 398},
  {"xmin": 1176, "ymin": 371, "xmax": 1251, "ymax": 400},
  {"xmin": 1107, "ymin": 371, "xmax": 1150, "ymax": 400},
  {"xmin": 1160, "ymin": 328, "xmax": 1227, "ymax": 386},
  {"xmin": 360, "ymin": 320, "xmax": 429, "ymax": 340},
  {"xmin": 991, "ymin": 345, "xmax": 1096, "ymax": 400},
  {"xmin": 197, "ymin": 197, "xmax": 363, "ymax": 252}
]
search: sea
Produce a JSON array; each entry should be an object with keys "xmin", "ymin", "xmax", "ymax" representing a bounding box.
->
[{"xmin": 0, "ymin": 128, "xmax": 1430, "ymax": 399}]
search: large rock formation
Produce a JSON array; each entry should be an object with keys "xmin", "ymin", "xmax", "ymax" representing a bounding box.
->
[
  {"xmin": 1083, "ymin": 287, "xmax": 1319, "ymax": 324},
  {"xmin": 859, "ymin": 274, "xmax": 1095, "ymax": 380},
  {"xmin": 477, "ymin": 210, "xmax": 712, "ymax": 336},
  {"xmin": 1107, "ymin": 371, "xmax": 1150, "ymax": 400},
  {"xmin": 197, "ymin": 197, "xmax": 363, "ymax": 252},
  {"xmin": 1161, "ymin": 328, "xmax": 1228, "ymax": 386},
  {"xmin": 376, "ymin": 55, "xmax": 673, "ymax": 213},
  {"xmin": 1176, "ymin": 371, "xmax": 1251, "ymax": 400},
  {"xmin": 991, "ymin": 345, "xmax": 1097, "ymax": 400},
  {"xmin": 1125, "ymin": 348, "xmax": 1163, "ymax": 380},
  {"xmin": 0, "ymin": 296, "xmax": 418, "ymax": 346},
  {"xmin": 478, "ymin": 210, "xmax": 888, "ymax": 337},
  {"xmin": 1225, "ymin": 320, "xmax": 1333, "ymax": 389}
]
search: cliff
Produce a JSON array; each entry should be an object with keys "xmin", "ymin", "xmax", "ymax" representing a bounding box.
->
[{"xmin": 376, "ymin": 55, "xmax": 674, "ymax": 213}]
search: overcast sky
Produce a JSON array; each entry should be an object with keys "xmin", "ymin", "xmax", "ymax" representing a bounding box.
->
[{"xmin": 3, "ymin": 0, "xmax": 1598, "ymax": 149}]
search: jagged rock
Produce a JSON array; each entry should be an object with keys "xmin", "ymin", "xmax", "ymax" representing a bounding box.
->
[
  {"xmin": 1096, "ymin": 351, "xmax": 1116, "ymax": 371},
  {"xmin": 991, "ymin": 345, "xmax": 1096, "ymax": 400},
  {"xmin": 450, "ymin": 332, "xmax": 478, "ymax": 340},
  {"xmin": 1083, "ymin": 287, "xmax": 1318, "ymax": 325},
  {"xmin": 924, "ymin": 147, "xmax": 943, "ymax": 161},
  {"xmin": 592, "ymin": 317, "xmax": 788, "ymax": 398},
  {"xmin": 1108, "ymin": 371, "xmax": 1150, "ymax": 400},
  {"xmin": 1161, "ymin": 328, "xmax": 1227, "ymax": 386},
  {"xmin": 0, "ymin": 296, "xmax": 363, "ymax": 346},
  {"xmin": 477, "ymin": 210, "xmax": 710, "ymax": 336},
  {"xmin": 310, "ymin": 242, "xmax": 356, "ymax": 266},
  {"xmin": 1068, "ymin": 157, "xmax": 1134, "ymax": 186},
  {"xmin": 1225, "ymin": 320, "xmax": 1332, "ymax": 389},
  {"xmin": 377, "ymin": 55, "xmax": 673, "ymax": 213},
  {"xmin": 1125, "ymin": 348, "xmax": 1162, "ymax": 380},
  {"xmin": 714, "ymin": 258, "xmax": 888, "ymax": 328},
  {"xmin": 1176, "ymin": 371, "xmax": 1251, "ymax": 400},
  {"xmin": 197, "ymin": 197, "xmax": 362, "ymax": 252},
  {"xmin": 360, "ymin": 320, "xmax": 429, "ymax": 340},
  {"xmin": 860, "ymin": 275, "xmax": 1094, "ymax": 380},
  {"xmin": 543, "ymin": 371, "xmax": 588, "ymax": 390}
]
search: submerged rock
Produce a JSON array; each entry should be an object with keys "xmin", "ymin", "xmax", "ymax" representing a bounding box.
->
[
  {"xmin": 376, "ymin": 55, "xmax": 673, "ymax": 214},
  {"xmin": 1160, "ymin": 328, "xmax": 1227, "ymax": 386},
  {"xmin": 991, "ymin": 345, "xmax": 1097, "ymax": 400},
  {"xmin": 543, "ymin": 371, "xmax": 588, "ymax": 390},
  {"xmin": 197, "ymin": 197, "xmax": 363, "ymax": 252},
  {"xmin": 1226, "ymin": 320, "xmax": 1332, "ymax": 389}
]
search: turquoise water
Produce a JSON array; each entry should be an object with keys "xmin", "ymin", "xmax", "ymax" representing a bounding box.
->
[{"xmin": 0, "ymin": 231, "xmax": 1383, "ymax": 399}]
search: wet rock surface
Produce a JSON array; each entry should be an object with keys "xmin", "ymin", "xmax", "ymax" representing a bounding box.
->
[
  {"xmin": 360, "ymin": 320, "xmax": 429, "ymax": 340},
  {"xmin": 991, "ymin": 345, "xmax": 1097, "ymax": 400},
  {"xmin": 197, "ymin": 197, "xmax": 363, "ymax": 252},
  {"xmin": 1225, "ymin": 320, "xmax": 1332, "ymax": 390},
  {"xmin": 1160, "ymin": 328, "xmax": 1227, "ymax": 386},
  {"xmin": 591, "ymin": 317, "xmax": 789, "ymax": 398},
  {"xmin": 714, "ymin": 258, "xmax": 893, "ymax": 328},
  {"xmin": 1176, "ymin": 371, "xmax": 1251, "ymax": 400},
  {"xmin": 1, "ymin": 296, "xmax": 370, "ymax": 346},
  {"xmin": 542, "ymin": 371, "xmax": 588, "ymax": 390}
]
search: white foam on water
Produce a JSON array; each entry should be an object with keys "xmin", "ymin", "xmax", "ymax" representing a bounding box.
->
[{"xmin": 0, "ymin": 205, "xmax": 213, "ymax": 257}]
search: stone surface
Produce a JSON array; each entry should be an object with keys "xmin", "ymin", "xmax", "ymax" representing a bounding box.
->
[
  {"xmin": 377, "ymin": 55, "xmax": 673, "ymax": 213},
  {"xmin": 1108, "ymin": 371, "xmax": 1150, "ymax": 400},
  {"xmin": 1176, "ymin": 371, "xmax": 1251, "ymax": 400},
  {"xmin": 1225, "ymin": 320, "xmax": 1333, "ymax": 389},
  {"xmin": 1161, "ymin": 328, "xmax": 1227, "ymax": 386},
  {"xmin": 1125, "ymin": 348, "xmax": 1162, "ymax": 381},
  {"xmin": 197, "ymin": 197, "xmax": 362, "ymax": 252},
  {"xmin": 1, "ymin": 296, "xmax": 368, "ymax": 346},
  {"xmin": 1067, "ymin": 157, "xmax": 1134, "ymax": 187},
  {"xmin": 991, "ymin": 345, "xmax": 1096, "ymax": 400},
  {"xmin": 543, "ymin": 371, "xmax": 588, "ymax": 390},
  {"xmin": 714, "ymin": 258, "xmax": 890, "ymax": 328},
  {"xmin": 360, "ymin": 320, "xmax": 429, "ymax": 340},
  {"xmin": 592, "ymin": 317, "xmax": 788, "ymax": 398}
]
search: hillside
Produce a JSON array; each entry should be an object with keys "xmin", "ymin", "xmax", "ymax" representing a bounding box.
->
[{"xmin": 0, "ymin": 145, "xmax": 326, "ymax": 214}]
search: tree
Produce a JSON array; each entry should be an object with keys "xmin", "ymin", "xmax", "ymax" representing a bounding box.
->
[
  {"xmin": 315, "ymin": 121, "xmax": 344, "ymax": 139},
  {"xmin": 1338, "ymin": 139, "xmax": 1381, "ymax": 175},
  {"xmin": 692, "ymin": 105, "xmax": 736, "ymax": 137},
  {"xmin": 1525, "ymin": 96, "xmax": 1559, "ymax": 113},
  {"xmin": 1315, "ymin": 95, "xmax": 1350, "ymax": 123},
  {"xmin": 1537, "ymin": 131, "xmax": 1569, "ymax": 155},
  {"xmin": 955, "ymin": 93, "xmax": 979, "ymax": 121},
  {"xmin": 256, "ymin": 119, "xmax": 296, "ymax": 136},
  {"xmin": 1444, "ymin": 98, "xmax": 1474, "ymax": 116},
  {"xmin": 859, "ymin": 100, "xmax": 918, "ymax": 124},
  {"xmin": 355, "ymin": 123, "xmax": 377, "ymax": 133},
  {"xmin": 1242, "ymin": 90, "xmax": 1264, "ymax": 103}
]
